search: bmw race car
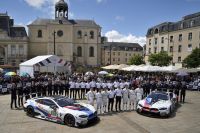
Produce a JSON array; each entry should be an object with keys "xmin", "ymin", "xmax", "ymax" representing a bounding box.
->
[
  {"xmin": 137, "ymin": 91, "xmax": 176, "ymax": 117},
  {"xmin": 24, "ymin": 96, "xmax": 97, "ymax": 127}
]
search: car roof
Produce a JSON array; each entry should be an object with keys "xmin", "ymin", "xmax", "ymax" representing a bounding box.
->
[
  {"xmin": 151, "ymin": 91, "xmax": 169, "ymax": 95},
  {"xmin": 33, "ymin": 95, "xmax": 69, "ymax": 100}
]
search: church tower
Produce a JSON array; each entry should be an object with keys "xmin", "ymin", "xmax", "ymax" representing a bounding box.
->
[{"xmin": 55, "ymin": 0, "xmax": 68, "ymax": 20}]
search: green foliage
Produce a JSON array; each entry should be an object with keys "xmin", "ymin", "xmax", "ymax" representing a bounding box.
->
[
  {"xmin": 148, "ymin": 51, "xmax": 172, "ymax": 66},
  {"xmin": 183, "ymin": 48, "xmax": 200, "ymax": 68},
  {"xmin": 128, "ymin": 54, "xmax": 145, "ymax": 65}
]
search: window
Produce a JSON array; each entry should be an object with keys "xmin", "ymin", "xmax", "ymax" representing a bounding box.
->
[
  {"xmin": 149, "ymin": 48, "xmax": 151, "ymax": 54},
  {"xmin": 188, "ymin": 32, "xmax": 192, "ymax": 40},
  {"xmin": 154, "ymin": 38, "xmax": 157, "ymax": 45},
  {"xmin": 170, "ymin": 36, "xmax": 173, "ymax": 43},
  {"xmin": 188, "ymin": 44, "xmax": 192, "ymax": 51},
  {"xmin": 178, "ymin": 45, "xmax": 182, "ymax": 53},
  {"xmin": 77, "ymin": 47, "xmax": 82, "ymax": 57},
  {"xmin": 90, "ymin": 31, "xmax": 94, "ymax": 39},
  {"xmin": 190, "ymin": 20, "xmax": 194, "ymax": 27},
  {"xmin": 77, "ymin": 30, "xmax": 82, "ymax": 38},
  {"xmin": 161, "ymin": 37, "xmax": 164, "ymax": 43},
  {"xmin": 43, "ymin": 99, "xmax": 56, "ymax": 106},
  {"xmin": 19, "ymin": 45, "xmax": 24, "ymax": 56},
  {"xmin": 107, "ymin": 52, "xmax": 110, "ymax": 55},
  {"xmin": 38, "ymin": 30, "xmax": 42, "ymax": 38},
  {"xmin": 89, "ymin": 47, "xmax": 94, "ymax": 57},
  {"xmin": 149, "ymin": 39, "xmax": 151, "ymax": 45},
  {"xmin": 118, "ymin": 52, "xmax": 120, "ymax": 56},
  {"xmin": 154, "ymin": 28, "xmax": 159, "ymax": 34},
  {"xmin": 154, "ymin": 47, "xmax": 157, "ymax": 53},
  {"xmin": 170, "ymin": 46, "xmax": 173, "ymax": 53},
  {"xmin": 118, "ymin": 58, "xmax": 120, "ymax": 61},
  {"xmin": 129, "ymin": 53, "xmax": 131, "ymax": 56},
  {"xmin": 178, "ymin": 57, "xmax": 181, "ymax": 62},
  {"xmin": 125, "ymin": 53, "xmax": 127, "ymax": 56},
  {"xmin": 161, "ymin": 47, "xmax": 164, "ymax": 51},
  {"xmin": 113, "ymin": 52, "xmax": 115, "ymax": 56},
  {"xmin": 113, "ymin": 58, "xmax": 115, "ymax": 62},
  {"xmin": 11, "ymin": 45, "xmax": 16, "ymax": 56},
  {"xmin": 179, "ymin": 34, "xmax": 182, "ymax": 42}
]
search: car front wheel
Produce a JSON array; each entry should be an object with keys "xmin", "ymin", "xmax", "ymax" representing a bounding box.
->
[
  {"xmin": 27, "ymin": 106, "xmax": 35, "ymax": 117},
  {"xmin": 64, "ymin": 114, "xmax": 75, "ymax": 127}
]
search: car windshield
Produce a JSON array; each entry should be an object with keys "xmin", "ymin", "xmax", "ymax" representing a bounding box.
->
[
  {"xmin": 54, "ymin": 97, "xmax": 77, "ymax": 107},
  {"xmin": 147, "ymin": 92, "xmax": 169, "ymax": 102}
]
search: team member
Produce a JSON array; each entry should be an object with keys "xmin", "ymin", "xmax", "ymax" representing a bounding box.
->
[
  {"xmin": 10, "ymin": 81, "xmax": 17, "ymax": 109},
  {"xmin": 42, "ymin": 79, "xmax": 47, "ymax": 96},
  {"xmin": 96, "ymin": 81, "xmax": 101, "ymax": 92},
  {"xmin": 135, "ymin": 85, "xmax": 143, "ymax": 106},
  {"xmin": 102, "ymin": 88, "xmax": 109, "ymax": 113},
  {"xmin": 47, "ymin": 78, "xmax": 52, "ymax": 96},
  {"xmin": 54, "ymin": 78, "xmax": 59, "ymax": 95},
  {"xmin": 90, "ymin": 79, "xmax": 96, "ymax": 92},
  {"xmin": 65, "ymin": 80, "xmax": 70, "ymax": 97},
  {"xmin": 69, "ymin": 80, "xmax": 75, "ymax": 98},
  {"xmin": 108, "ymin": 87, "xmax": 115, "ymax": 112},
  {"xmin": 74, "ymin": 81, "xmax": 80, "ymax": 99},
  {"xmin": 95, "ymin": 89, "xmax": 103, "ymax": 114},
  {"xmin": 180, "ymin": 81, "xmax": 186, "ymax": 103},
  {"xmin": 59, "ymin": 78, "xmax": 64, "ymax": 96},
  {"xmin": 17, "ymin": 80, "xmax": 23, "ymax": 107},
  {"xmin": 86, "ymin": 88, "xmax": 95, "ymax": 106},
  {"xmin": 85, "ymin": 80, "xmax": 90, "ymax": 94},
  {"xmin": 115, "ymin": 86, "xmax": 123, "ymax": 112},
  {"xmin": 31, "ymin": 79, "xmax": 37, "ymax": 98},
  {"xmin": 129, "ymin": 87, "xmax": 137, "ymax": 111},
  {"xmin": 25, "ymin": 80, "xmax": 31, "ymax": 100},
  {"xmin": 122, "ymin": 85, "xmax": 129, "ymax": 111},
  {"xmin": 80, "ymin": 80, "xmax": 86, "ymax": 99}
]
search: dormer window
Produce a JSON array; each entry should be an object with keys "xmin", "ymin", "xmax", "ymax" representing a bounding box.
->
[
  {"xmin": 90, "ymin": 31, "xmax": 94, "ymax": 39},
  {"xmin": 77, "ymin": 30, "xmax": 82, "ymax": 38},
  {"xmin": 154, "ymin": 28, "xmax": 159, "ymax": 34},
  {"xmin": 190, "ymin": 20, "xmax": 195, "ymax": 27},
  {"xmin": 38, "ymin": 30, "xmax": 42, "ymax": 38}
]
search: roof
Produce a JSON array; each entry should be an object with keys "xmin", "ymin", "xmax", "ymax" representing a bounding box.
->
[
  {"xmin": 20, "ymin": 55, "xmax": 53, "ymax": 66},
  {"xmin": 29, "ymin": 18, "xmax": 100, "ymax": 27}
]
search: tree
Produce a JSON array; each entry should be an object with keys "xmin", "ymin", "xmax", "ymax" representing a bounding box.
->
[
  {"xmin": 128, "ymin": 54, "xmax": 145, "ymax": 65},
  {"xmin": 148, "ymin": 51, "xmax": 172, "ymax": 66},
  {"xmin": 183, "ymin": 48, "xmax": 200, "ymax": 68}
]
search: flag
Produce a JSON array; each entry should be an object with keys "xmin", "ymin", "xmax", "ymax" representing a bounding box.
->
[{"xmin": 39, "ymin": 61, "xmax": 45, "ymax": 66}]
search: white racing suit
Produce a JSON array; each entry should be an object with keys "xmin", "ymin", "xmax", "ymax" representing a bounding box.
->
[
  {"xmin": 86, "ymin": 91, "xmax": 95, "ymax": 106},
  {"xmin": 101, "ymin": 91, "xmax": 109, "ymax": 113},
  {"xmin": 122, "ymin": 88, "xmax": 129, "ymax": 111},
  {"xmin": 135, "ymin": 87, "xmax": 144, "ymax": 107},
  {"xmin": 95, "ymin": 92, "xmax": 103, "ymax": 114},
  {"xmin": 129, "ymin": 89, "xmax": 137, "ymax": 110}
]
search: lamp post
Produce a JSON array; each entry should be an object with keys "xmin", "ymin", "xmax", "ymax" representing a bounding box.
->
[{"xmin": 53, "ymin": 31, "xmax": 56, "ymax": 55}]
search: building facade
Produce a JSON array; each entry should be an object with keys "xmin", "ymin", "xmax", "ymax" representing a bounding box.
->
[
  {"xmin": 145, "ymin": 12, "xmax": 200, "ymax": 65},
  {"xmin": 101, "ymin": 42, "xmax": 143, "ymax": 65},
  {"xmin": 0, "ymin": 12, "xmax": 28, "ymax": 67},
  {"xmin": 28, "ymin": 0, "xmax": 102, "ymax": 66}
]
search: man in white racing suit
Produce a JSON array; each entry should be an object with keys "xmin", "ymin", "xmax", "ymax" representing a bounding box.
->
[
  {"xmin": 122, "ymin": 85, "xmax": 129, "ymax": 111},
  {"xmin": 86, "ymin": 88, "xmax": 95, "ymax": 106},
  {"xmin": 129, "ymin": 87, "xmax": 137, "ymax": 111}
]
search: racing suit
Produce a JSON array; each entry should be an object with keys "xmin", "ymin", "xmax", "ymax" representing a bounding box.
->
[
  {"xmin": 95, "ymin": 92, "xmax": 103, "ymax": 114},
  {"xmin": 129, "ymin": 89, "xmax": 137, "ymax": 110},
  {"xmin": 86, "ymin": 90, "xmax": 95, "ymax": 106},
  {"xmin": 122, "ymin": 88, "xmax": 129, "ymax": 111},
  {"xmin": 101, "ymin": 90, "xmax": 109, "ymax": 113}
]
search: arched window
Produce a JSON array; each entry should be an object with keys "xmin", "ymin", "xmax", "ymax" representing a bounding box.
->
[
  {"xmin": 89, "ymin": 46, "xmax": 94, "ymax": 57},
  {"xmin": 90, "ymin": 31, "xmax": 94, "ymax": 39},
  {"xmin": 77, "ymin": 47, "xmax": 82, "ymax": 57},
  {"xmin": 38, "ymin": 30, "xmax": 42, "ymax": 38},
  {"xmin": 77, "ymin": 30, "xmax": 82, "ymax": 38},
  {"xmin": 154, "ymin": 28, "xmax": 159, "ymax": 34}
]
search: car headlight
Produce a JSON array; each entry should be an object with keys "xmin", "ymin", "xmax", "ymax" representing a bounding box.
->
[
  {"xmin": 79, "ymin": 115, "xmax": 88, "ymax": 118},
  {"xmin": 159, "ymin": 107, "xmax": 167, "ymax": 110},
  {"xmin": 138, "ymin": 104, "xmax": 143, "ymax": 107}
]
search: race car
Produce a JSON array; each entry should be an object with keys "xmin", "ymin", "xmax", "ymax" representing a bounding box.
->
[
  {"xmin": 24, "ymin": 96, "xmax": 97, "ymax": 127},
  {"xmin": 137, "ymin": 91, "xmax": 176, "ymax": 117}
]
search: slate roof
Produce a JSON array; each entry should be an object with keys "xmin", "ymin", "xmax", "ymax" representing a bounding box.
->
[{"xmin": 102, "ymin": 42, "xmax": 143, "ymax": 51}]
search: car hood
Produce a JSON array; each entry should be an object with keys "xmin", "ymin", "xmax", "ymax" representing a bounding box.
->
[{"xmin": 139, "ymin": 98, "xmax": 171, "ymax": 109}]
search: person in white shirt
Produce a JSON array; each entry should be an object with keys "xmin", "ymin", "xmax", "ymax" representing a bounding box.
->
[
  {"xmin": 86, "ymin": 88, "xmax": 95, "ymax": 106},
  {"xmin": 129, "ymin": 87, "xmax": 137, "ymax": 111},
  {"xmin": 107, "ymin": 81, "xmax": 113, "ymax": 90},
  {"xmin": 108, "ymin": 87, "xmax": 115, "ymax": 112},
  {"xmin": 95, "ymin": 90, "xmax": 103, "ymax": 114},
  {"xmin": 102, "ymin": 81, "xmax": 107, "ymax": 89},
  {"xmin": 96, "ymin": 82, "xmax": 101, "ymax": 92},
  {"xmin": 114, "ymin": 86, "xmax": 123, "ymax": 112},
  {"xmin": 85, "ymin": 81, "xmax": 90, "ymax": 93},
  {"xmin": 122, "ymin": 85, "xmax": 129, "ymax": 111},
  {"xmin": 119, "ymin": 80, "xmax": 125, "ymax": 89},
  {"xmin": 101, "ymin": 88, "xmax": 109, "ymax": 113},
  {"xmin": 135, "ymin": 85, "xmax": 144, "ymax": 105},
  {"xmin": 113, "ymin": 80, "xmax": 119, "ymax": 89},
  {"xmin": 80, "ymin": 81, "xmax": 86, "ymax": 99},
  {"xmin": 75, "ymin": 81, "xmax": 80, "ymax": 99},
  {"xmin": 90, "ymin": 80, "xmax": 96, "ymax": 91},
  {"xmin": 69, "ymin": 80, "xmax": 75, "ymax": 98}
]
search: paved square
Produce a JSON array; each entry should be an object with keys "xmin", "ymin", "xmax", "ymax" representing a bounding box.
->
[{"xmin": 0, "ymin": 91, "xmax": 200, "ymax": 133}]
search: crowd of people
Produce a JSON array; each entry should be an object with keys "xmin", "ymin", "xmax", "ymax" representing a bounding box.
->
[{"xmin": 0, "ymin": 71, "xmax": 197, "ymax": 113}]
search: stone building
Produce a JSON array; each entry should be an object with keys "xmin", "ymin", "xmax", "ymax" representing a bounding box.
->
[
  {"xmin": 145, "ymin": 12, "xmax": 200, "ymax": 65},
  {"xmin": 101, "ymin": 42, "xmax": 143, "ymax": 65},
  {"xmin": 28, "ymin": 0, "xmax": 102, "ymax": 66},
  {"xmin": 0, "ymin": 12, "xmax": 28, "ymax": 67}
]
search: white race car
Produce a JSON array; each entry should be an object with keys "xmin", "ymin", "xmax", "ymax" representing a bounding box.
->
[
  {"xmin": 137, "ymin": 91, "xmax": 176, "ymax": 117},
  {"xmin": 24, "ymin": 96, "xmax": 97, "ymax": 127}
]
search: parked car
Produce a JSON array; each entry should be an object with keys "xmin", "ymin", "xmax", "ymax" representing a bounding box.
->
[
  {"xmin": 24, "ymin": 96, "xmax": 97, "ymax": 127},
  {"xmin": 137, "ymin": 91, "xmax": 176, "ymax": 117}
]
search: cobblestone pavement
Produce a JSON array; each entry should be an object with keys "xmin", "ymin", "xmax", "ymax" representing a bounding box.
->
[{"xmin": 0, "ymin": 91, "xmax": 200, "ymax": 133}]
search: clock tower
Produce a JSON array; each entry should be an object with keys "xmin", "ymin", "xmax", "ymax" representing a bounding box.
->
[{"xmin": 55, "ymin": 0, "xmax": 68, "ymax": 20}]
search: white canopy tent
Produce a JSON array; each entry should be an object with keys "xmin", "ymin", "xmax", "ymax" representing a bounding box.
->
[{"xmin": 20, "ymin": 55, "xmax": 71, "ymax": 77}]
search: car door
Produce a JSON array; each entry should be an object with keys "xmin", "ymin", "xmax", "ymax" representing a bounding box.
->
[{"xmin": 35, "ymin": 99, "xmax": 50, "ymax": 118}]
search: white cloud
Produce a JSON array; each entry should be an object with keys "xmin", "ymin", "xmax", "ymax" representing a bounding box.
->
[
  {"xmin": 105, "ymin": 30, "xmax": 146, "ymax": 46},
  {"xmin": 115, "ymin": 16, "xmax": 124, "ymax": 21},
  {"xmin": 97, "ymin": 0, "xmax": 103, "ymax": 3}
]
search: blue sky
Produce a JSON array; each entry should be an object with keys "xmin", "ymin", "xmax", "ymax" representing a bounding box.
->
[{"xmin": 0, "ymin": 0, "xmax": 200, "ymax": 45}]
